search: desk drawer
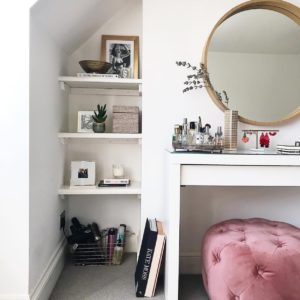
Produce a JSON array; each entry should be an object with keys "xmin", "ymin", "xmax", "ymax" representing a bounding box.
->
[{"xmin": 181, "ymin": 165, "xmax": 300, "ymax": 186}]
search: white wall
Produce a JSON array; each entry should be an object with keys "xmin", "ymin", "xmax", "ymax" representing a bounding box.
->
[
  {"xmin": 0, "ymin": 0, "xmax": 41, "ymax": 298},
  {"xmin": 29, "ymin": 14, "xmax": 68, "ymax": 295},
  {"xmin": 143, "ymin": 0, "xmax": 300, "ymax": 273},
  {"xmin": 209, "ymin": 52, "xmax": 300, "ymax": 122}
]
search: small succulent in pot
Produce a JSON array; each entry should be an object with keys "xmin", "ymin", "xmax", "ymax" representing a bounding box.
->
[{"xmin": 92, "ymin": 104, "xmax": 107, "ymax": 133}]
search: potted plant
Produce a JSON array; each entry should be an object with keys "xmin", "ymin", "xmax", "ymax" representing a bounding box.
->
[{"xmin": 92, "ymin": 104, "xmax": 107, "ymax": 133}]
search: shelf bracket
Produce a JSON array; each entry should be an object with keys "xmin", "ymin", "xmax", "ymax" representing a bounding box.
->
[
  {"xmin": 59, "ymin": 194, "xmax": 65, "ymax": 200},
  {"xmin": 138, "ymin": 83, "xmax": 142, "ymax": 96},
  {"xmin": 137, "ymin": 194, "xmax": 141, "ymax": 200},
  {"xmin": 60, "ymin": 81, "xmax": 66, "ymax": 91}
]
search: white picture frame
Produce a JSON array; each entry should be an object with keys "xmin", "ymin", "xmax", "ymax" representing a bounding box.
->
[
  {"xmin": 77, "ymin": 111, "xmax": 94, "ymax": 133},
  {"xmin": 70, "ymin": 161, "xmax": 96, "ymax": 186}
]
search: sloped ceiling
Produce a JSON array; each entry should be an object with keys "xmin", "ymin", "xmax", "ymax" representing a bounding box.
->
[{"xmin": 31, "ymin": 0, "xmax": 133, "ymax": 54}]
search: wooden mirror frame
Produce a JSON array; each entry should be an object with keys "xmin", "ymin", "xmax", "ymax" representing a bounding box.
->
[{"xmin": 202, "ymin": 0, "xmax": 300, "ymax": 126}]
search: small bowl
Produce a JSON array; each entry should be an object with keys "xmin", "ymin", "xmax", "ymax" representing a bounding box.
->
[{"xmin": 79, "ymin": 60, "xmax": 112, "ymax": 74}]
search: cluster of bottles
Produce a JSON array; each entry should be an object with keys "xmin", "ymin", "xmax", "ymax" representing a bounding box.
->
[
  {"xmin": 67, "ymin": 217, "xmax": 126, "ymax": 265},
  {"xmin": 172, "ymin": 117, "xmax": 224, "ymax": 149}
]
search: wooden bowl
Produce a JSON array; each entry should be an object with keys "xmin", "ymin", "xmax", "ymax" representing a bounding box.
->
[{"xmin": 79, "ymin": 60, "xmax": 112, "ymax": 74}]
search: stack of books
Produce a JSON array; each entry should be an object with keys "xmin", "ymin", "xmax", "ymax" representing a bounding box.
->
[
  {"xmin": 98, "ymin": 178, "xmax": 130, "ymax": 187},
  {"xmin": 135, "ymin": 218, "xmax": 166, "ymax": 298},
  {"xmin": 77, "ymin": 73, "xmax": 119, "ymax": 78},
  {"xmin": 277, "ymin": 145, "xmax": 300, "ymax": 154}
]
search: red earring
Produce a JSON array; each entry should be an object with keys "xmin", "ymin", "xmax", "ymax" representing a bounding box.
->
[
  {"xmin": 269, "ymin": 132, "xmax": 277, "ymax": 136},
  {"xmin": 260, "ymin": 133, "xmax": 265, "ymax": 147},
  {"xmin": 264, "ymin": 133, "xmax": 270, "ymax": 148},
  {"xmin": 242, "ymin": 132, "xmax": 249, "ymax": 143}
]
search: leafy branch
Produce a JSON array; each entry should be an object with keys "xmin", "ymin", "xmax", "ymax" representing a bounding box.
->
[
  {"xmin": 176, "ymin": 61, "xmax": 211, "ymax": 93},
  {"xmin": 216, "ymin": 90, "xmax": 230, "ymax": 107}
]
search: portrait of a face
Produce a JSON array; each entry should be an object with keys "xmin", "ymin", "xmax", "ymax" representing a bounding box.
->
[{"xmin": 101, "ymin": 35, "xmax": 139, "ymax": 78}]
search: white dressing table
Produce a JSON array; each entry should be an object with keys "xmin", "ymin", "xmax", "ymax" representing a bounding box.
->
[{"xmin": 165, "ymin": 150, "xmax": 300, "ymax": 300}]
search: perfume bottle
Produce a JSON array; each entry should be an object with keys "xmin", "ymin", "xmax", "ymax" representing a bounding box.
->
[
  {"xmin": 182, "ymin": 118, "xmax": 188, "ymax": 146},
  {"xmin": 188, "ymin": 122, "xmax": 196, "ymax": 145},
  {"xmin": 198, "ymin": 116, "xmax": 203, "ymax": 132},
  {"xmin": 195, "ymin": 122, "xmax": 204, "ymax": 145},
  {"xmin": 172, "ymin": 124, "xmax": 181, "ymax": 145},
  {"xmin": 177, "ymin": 125, "xmax": 183, "ymax": 144},
  {"xmin": 215, "ymin": 126, "xmax": 223, "ymax": 146},
  {"xmin": 203, "ymin": 124, "xmax": 212, "ymax": 144}
]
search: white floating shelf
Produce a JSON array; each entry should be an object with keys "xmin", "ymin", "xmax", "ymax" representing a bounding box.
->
[
  {"xmin": 58, "ymin": 181, "xmax": 141, "ymax": 195},
  {"xmin": 58, "ymin": 133, "xmax": 142, "ymax": 142},
  {"xmin": 58, "ymin": 76, "xmax": 142, "ymax": 91}
]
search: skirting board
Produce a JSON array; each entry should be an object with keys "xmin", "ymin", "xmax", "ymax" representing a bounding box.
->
[
  {"xmin": 30, "ymin": 238, "xmax": 66, "ymax": 300},
  {"xmin": 180, "ymin": 252, "xmax": 202, "ymax": 274}
]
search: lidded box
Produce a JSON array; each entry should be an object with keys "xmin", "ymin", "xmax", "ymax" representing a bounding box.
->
[{"xmin": 113, "ymin": 105, "xmax": 139, "ymax": 133}]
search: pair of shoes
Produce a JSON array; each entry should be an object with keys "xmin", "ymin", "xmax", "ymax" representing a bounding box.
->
[{"xmin": 260, "ymin": 133, "xmax": 270, "ymax": 148}]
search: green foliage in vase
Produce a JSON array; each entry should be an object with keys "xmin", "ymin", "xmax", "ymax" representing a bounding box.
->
[
  {"xmin": 176, "ymin": 61, "xmax": 211, "ymax": 93},
  {"xmin": 92, "ymin": 104, "xmax": 107, "ymax": 123}
]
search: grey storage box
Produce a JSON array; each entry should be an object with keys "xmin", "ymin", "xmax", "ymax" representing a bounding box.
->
[{"xmin": 113, "ymin": 105, "xmax": 139, "ymax": 133}]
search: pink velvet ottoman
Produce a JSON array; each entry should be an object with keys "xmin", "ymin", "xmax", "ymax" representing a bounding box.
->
[{"xmin": 202, "ymin": 218, "xmax": 300, "ymax": 300}]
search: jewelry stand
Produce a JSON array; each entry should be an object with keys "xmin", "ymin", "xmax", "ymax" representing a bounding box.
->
[{"xmin": 242, "ymin": 129, "xmax": 279, "ymax": 150}]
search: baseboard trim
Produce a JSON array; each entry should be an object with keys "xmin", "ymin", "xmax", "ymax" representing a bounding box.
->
[
  {"xmin": 180, "ymin": 252, "xmax": 202, "ymax": 274},
  {"xmin": 30, "ymin": 238, "xmax": 66, "ymax": 300}
]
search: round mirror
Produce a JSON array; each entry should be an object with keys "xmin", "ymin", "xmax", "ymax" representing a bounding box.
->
[{"xmin": 203, "ymin": 1, "xmax": 300, "ymax": 125}]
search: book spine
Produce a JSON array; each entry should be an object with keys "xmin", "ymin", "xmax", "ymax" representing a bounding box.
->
[
  {"xmin": 135, "ymin": 220, "xmax": 150, "ymax": 288},
  {"xmin": 145, "ymin": 221, "xmax": 165, "ymax": 297},
  {"xmin": 135, "ymin": 219, "xmax": 157, "ymax": 297},
  {"xmin": 149, "ymin": 237, "xmax": 165, "ymax": 297}
]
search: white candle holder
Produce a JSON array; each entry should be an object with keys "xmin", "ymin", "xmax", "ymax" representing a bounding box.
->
[{"xmin": 112, "ymin": 164, "xmax": 124, "ymax": 179}]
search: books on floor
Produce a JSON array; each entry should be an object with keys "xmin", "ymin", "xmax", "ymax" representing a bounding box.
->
[
  {"xmin": 135, "ymin": 218, "xmax": 166, "ymax": 298},
  {"xmin": 145, "ymin": 220, "xmax": 166, "ymax": 297},
  {"xmin": 98, "ymin": 178, "xmax": 130, "ymax": 187}
]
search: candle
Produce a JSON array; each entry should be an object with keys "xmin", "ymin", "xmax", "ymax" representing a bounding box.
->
[{"xmin": 113, "ymin": 164, "xmax": 124, "ymax": 178}]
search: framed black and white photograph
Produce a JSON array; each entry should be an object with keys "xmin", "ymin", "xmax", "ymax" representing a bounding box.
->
[
  {"xmin": 70, "ymin": 161, "xmax": 96, "ymax": 186},
  {"xmin": 77, "ymin": 111, "xmax": 94, "ymax": 133},
  {"xmin": 101, "ymin": 35, "xmax": 139, "ymax": 79}
]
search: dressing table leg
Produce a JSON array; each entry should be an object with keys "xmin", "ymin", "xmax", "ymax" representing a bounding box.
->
[{"xmin": 165, "ymin": 162, "xmax": 181, "ymax": 300}]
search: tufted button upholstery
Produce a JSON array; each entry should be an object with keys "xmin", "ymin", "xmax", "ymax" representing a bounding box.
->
[{"xmin": 201, "ymin": 218, "xmax": 300, "ymax": 300}]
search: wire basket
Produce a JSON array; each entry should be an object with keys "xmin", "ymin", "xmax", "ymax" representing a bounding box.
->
[{"xmin": 69, "ymin": 229, "xmax": 132, "ymax": 266}]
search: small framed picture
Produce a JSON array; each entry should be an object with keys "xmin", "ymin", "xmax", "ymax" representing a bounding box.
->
[
  {"xmin": 78, "ymin": 111, "xmax": 94, "ymax": 133},
  {"xmin": 70, "ymin": 161, "xmax": 96, "ymax": 186},
  {"xmin": 101, "ymin": 35, "xmax": 139, "ymax": 79}
]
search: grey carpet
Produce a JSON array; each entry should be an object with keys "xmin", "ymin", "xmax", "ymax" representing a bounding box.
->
[
  {"xmin": 179, "ymin": 275, "xmax": 209, "ymax": 300},
  {"xmin": 50, "ymin": 253, "xmax": 208, "ymax": 300},
  {"xmin": 50, "ymin": 253, "xmax": 164, "ymax": 300}
]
